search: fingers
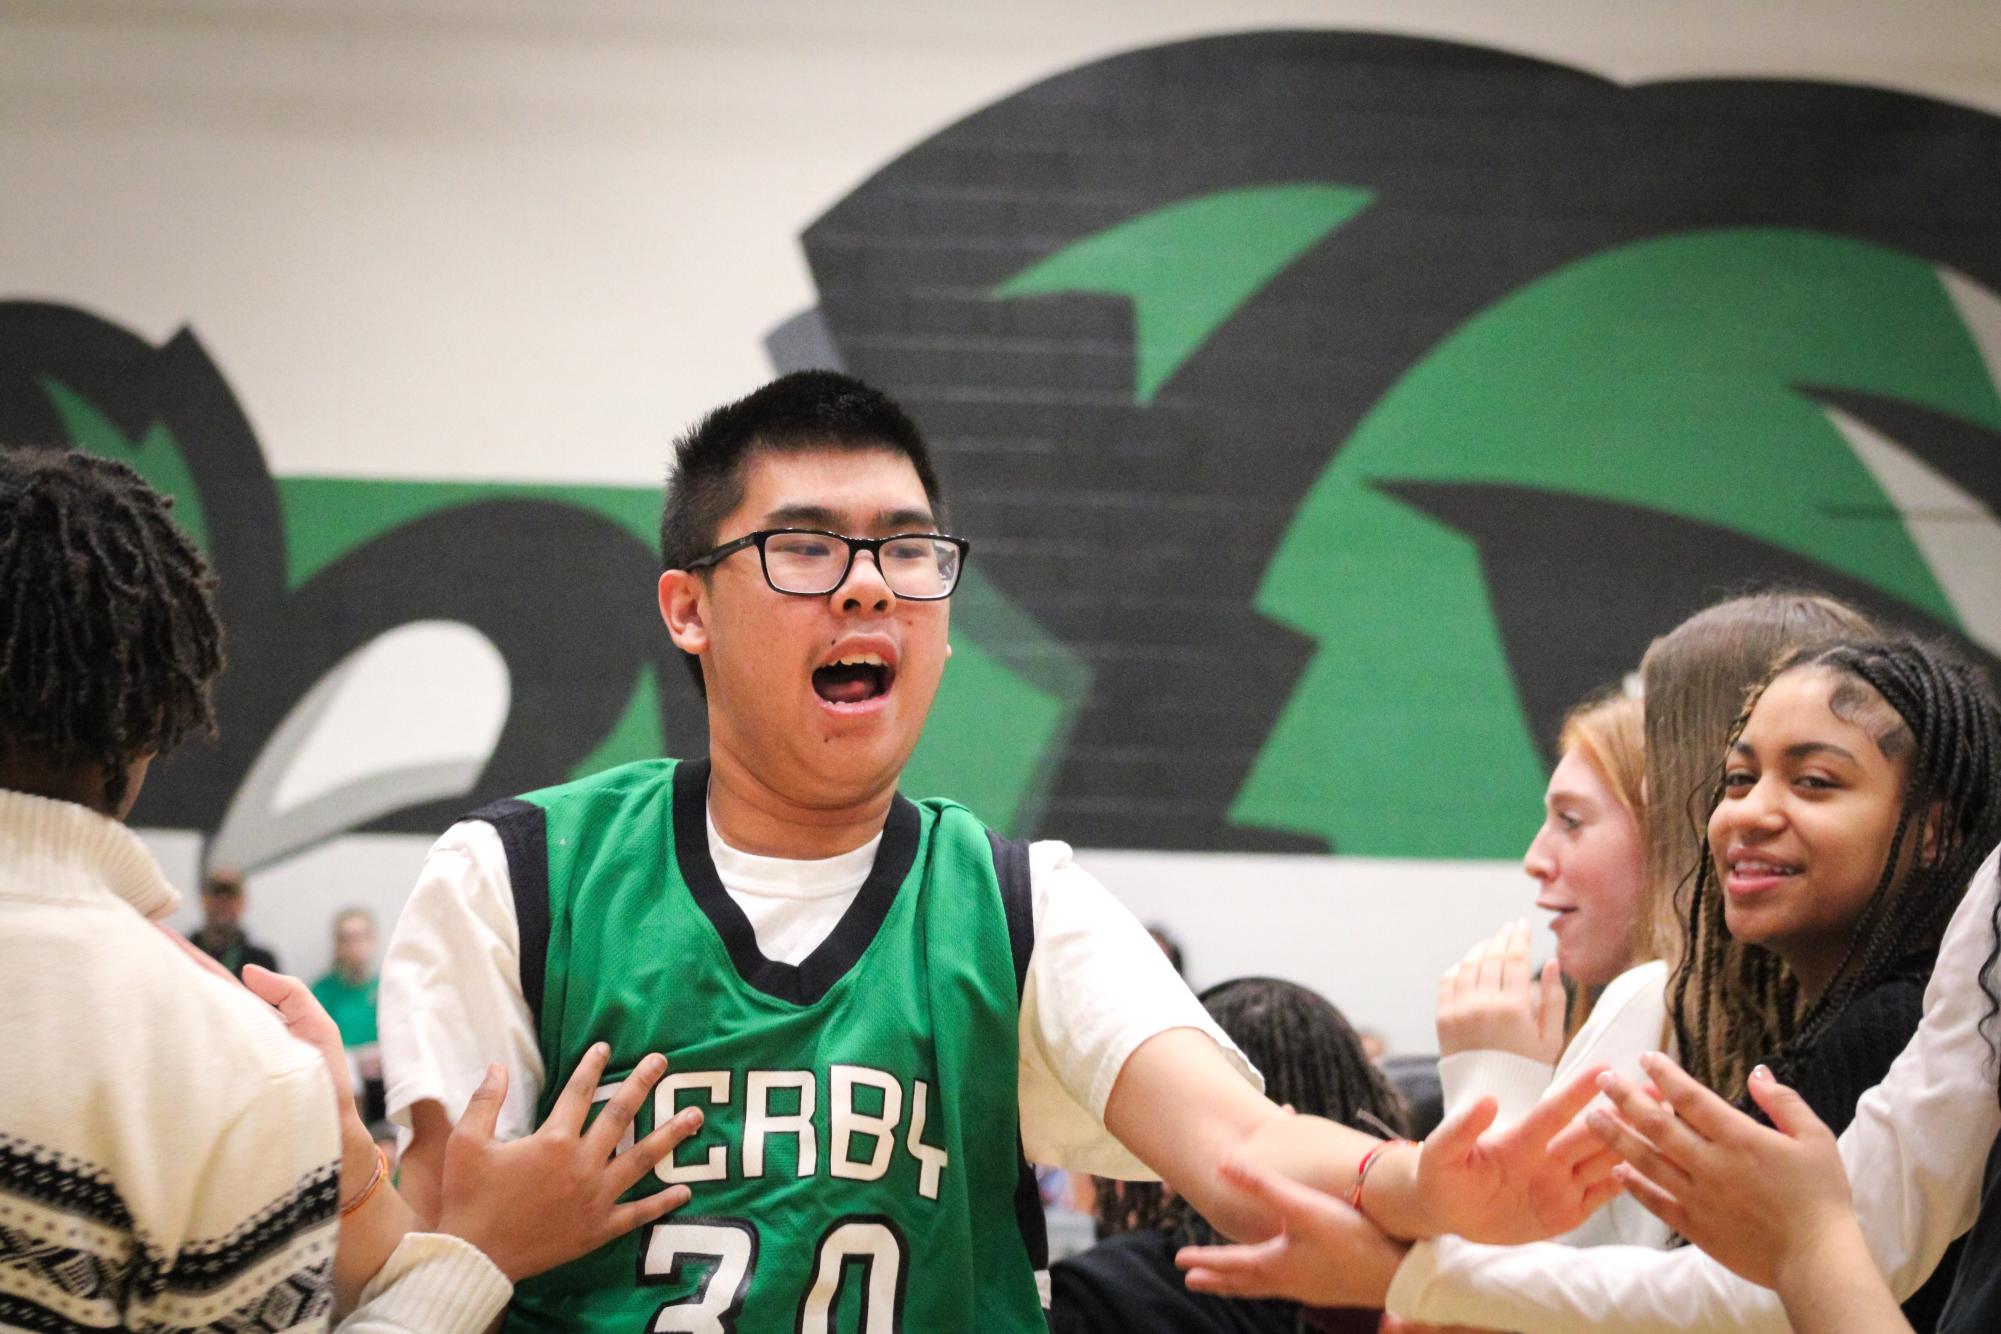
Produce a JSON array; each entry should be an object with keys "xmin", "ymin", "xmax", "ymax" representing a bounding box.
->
[
  {"xmin": 1425, "ymin": 1094, "xmax": 1498, "ymax": 1170},
  {"xmin": 1611, "ymin": 1163, "xmax": 1688, "ymax": 1234},
  {"xmin": 1636, "ymin": 1052, "xmax": 1742, "ymax": 1143},
  {"xmin": 1535, "ymin": 959, "xmax": 1567, "ymax": 1046},
  {"xmin": 1578, "ymin": 1169, "xmax": 1627, "ymax": 1216},
  {"xmin": 1583, "ymin": 1105, "xmax": 1691, "ymax": 1196},
  {"xmin": 587, "ymin": 1053, "xmax": 668, "ymax": 1156},
  {"xmin": 241, "ymin": 965, "xmax": 315, "ymax": 1021},
  {"xmin": 546, "ymin": 1042, "xmax": 611, "ymax": 1138},
  {"xmin": 1746, "ymin": 1065, "xmax": 1829, "ymax": 1142},
  {"xmin": 1510, "ymin": 1064, "xmax": 1603, "ymax": 1157},
  {"xmin": 456, "ymin": 1064, "xmax": 508, "ymax": 1145},
  {"xmin": 1499, "ymin": 920, "xmax": 1532, "ymax": 996},
  {"xmin": 1473, "ymin": 932, "xmax": 1506, "ymax": 994},
  {"xmin": 606, "ymin": 1182, "xmax": 694, "ymax": 1239},
  {"xmin": 611, "ymin": 1106, "xmax": 706, "ymax": 1195},
  {"xmin": 1174, "ymin": 1237, "xmax": 1291, "ymax": 1296},
  {"xmin": 1444, "ymin": 937, "xmax": 1485, "ymax": 1005},
  {"xmin": 1590, "ymin": 1071, "xmax": 1706, "ymax": 1185}
]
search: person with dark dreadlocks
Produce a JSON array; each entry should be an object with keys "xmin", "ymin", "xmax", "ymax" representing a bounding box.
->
[
  {"xmin": 0, "ymin": 446, "xmax": 706, "ymax": 1331},
  {"xmin": 1052, "ymin": 978, "xmax": 1410, "ymax": 1334}
]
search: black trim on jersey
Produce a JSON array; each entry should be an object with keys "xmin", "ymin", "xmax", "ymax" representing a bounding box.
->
[
  {"xmin": 985, "ymin": 830, "xmax": 1034, "ymax": 1003},
  {"xmin": 468, "ymin": 797, "xmax": 551, "ymax": 1022},
  {"xmin": 672, "ymin": 758, "xmax": 920, "ymax": 1006},
  {"xmin": 986, "ymin": 829, "xmax": 1051, "ymax": 1276}
]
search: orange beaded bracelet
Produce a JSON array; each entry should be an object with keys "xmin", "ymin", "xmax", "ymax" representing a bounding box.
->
[{"xmin": 338, "ymin": 1145, "xmax": 389, "ymax": 1219}]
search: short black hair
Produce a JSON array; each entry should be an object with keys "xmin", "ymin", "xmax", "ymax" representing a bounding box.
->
[
  {"xmin": 0, "ymin": 447, "xmax": 225, "ymax": 811},
  {"xmin": 658, "ymin": 371, "xmax": 946, "ymax": 688}
]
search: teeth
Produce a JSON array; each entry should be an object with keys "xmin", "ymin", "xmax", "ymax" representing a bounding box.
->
[
  {"xmin": 1736, "ymin": 861, "xmax": 1797, "ymax": 875},
  {"xmin": 829, "ymin": 653, "xmax": 886, "ymax": 668}
]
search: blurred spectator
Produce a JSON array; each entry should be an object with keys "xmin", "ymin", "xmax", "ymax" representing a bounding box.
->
[
  {"xmin": 190, "ymin": 864, "xmax": 280, "ymax": 978},
  {"xmin": 312, "ymin": 907, "xmax": 385, "ymax": 1123},
  {"xmin": 1378, "ymin": 1054, "xmax": 1446, "ymax": 1140},
  {"xmin": 1146, "ymin": 923, "xmax": 1185, "ymax": 975},
  {"xmin": 1358, "ymin": 1028, "xmax": 1388, "ymax": 1063}
]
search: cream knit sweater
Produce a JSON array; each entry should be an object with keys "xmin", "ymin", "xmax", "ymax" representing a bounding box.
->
[{"xmin": 0, "ymin": 787, "xmax": 509, "ymax": 1332}]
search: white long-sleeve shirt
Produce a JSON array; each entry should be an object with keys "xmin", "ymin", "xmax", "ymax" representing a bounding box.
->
[
  {"xmin": 1436, "ymin": 958, "xmax": 1673, "ymax": 1249},
  {"xmin": 1386, "ymin": 847, "xmax": 2001, "ymax": 1331},
  {"xmin": 381, "ymin": 814, "xmax": 1255, "ymax": 1178}
]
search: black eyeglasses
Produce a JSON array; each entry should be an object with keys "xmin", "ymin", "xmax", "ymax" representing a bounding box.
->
[{"xmin": 682, "ymin": 528, "xmax": 970, "ymax": 600}]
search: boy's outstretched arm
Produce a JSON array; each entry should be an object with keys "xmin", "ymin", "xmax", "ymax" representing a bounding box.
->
[{"xmin": 1105, "ymin": 1028, "xmax": 1621, "ymax": 1246}]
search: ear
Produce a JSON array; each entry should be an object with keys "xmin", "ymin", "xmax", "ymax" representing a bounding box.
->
[
  {"xmin": 658, "ymin": 570, "xmax": 710, "ymax": 657},
  {"xmin": 1918, "ymin": 800, "xmax": 1948, "ymax": 866}
]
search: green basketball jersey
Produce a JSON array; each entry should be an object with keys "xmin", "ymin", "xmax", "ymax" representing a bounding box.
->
[{"xmin": 478, "ymin": 758, "xmax": 1048, "ymax": 1333}]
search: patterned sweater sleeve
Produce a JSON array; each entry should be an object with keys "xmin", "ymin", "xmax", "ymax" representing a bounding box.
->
[{"xmin": 128, "ymin": 1059, "xmax": 341, "ymax": 1334}]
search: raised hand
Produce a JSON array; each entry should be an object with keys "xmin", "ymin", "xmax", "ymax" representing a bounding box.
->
[
  {"xmin": 1435, "ymin": 920, "xmax": 1566, "ymax": 1063},
  {"xmin": 1175, "ymin": 1157, "xmax": 1409, "ymax": 1308},
  {"xmin": 1408, "ymin": 1063, "xmax": 1624, "ymax": 1243},
  {"xmin": 240, "ymin": 962, "xmax": 359, "ymax": 1113},
  {"xmin": 437, "ymin": 1044, "xmax": 704, "ymax": 1281},
  {"xmin": 1585, "ymin": 1052, "xmax": 1853, "ymax": 1289}
]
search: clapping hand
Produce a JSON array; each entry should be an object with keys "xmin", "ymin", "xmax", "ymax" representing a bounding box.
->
[
  {"xmin": 1435, "ymin": 920, "xmax": 1567, "ymax": 1064},
  {"xmin": 1586, "ymin": 1053, "xmax": 1852, "ymax": 1290}
]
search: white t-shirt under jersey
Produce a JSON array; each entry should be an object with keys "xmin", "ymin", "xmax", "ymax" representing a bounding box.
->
[{"xmin": 380, "ymin": 808, "xmax": 1257, "ymax": 1178}]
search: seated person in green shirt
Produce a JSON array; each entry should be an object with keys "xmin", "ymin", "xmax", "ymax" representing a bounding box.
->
[{"xmin": 313, "ymin": 906, "xmax": 384, "ymax": 1121}]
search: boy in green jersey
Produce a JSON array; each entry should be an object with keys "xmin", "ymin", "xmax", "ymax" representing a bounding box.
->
[{"xmin": 382, "ymin": 373, "xmax": 1622, "ymax": 1331}]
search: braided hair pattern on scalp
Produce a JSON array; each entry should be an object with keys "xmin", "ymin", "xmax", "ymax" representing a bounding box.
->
[
  {"xmin": 0, "ymin": 447, "xmax": 224, "ymax": 811},
  {"xmin": 1094, "ymin": 976, "xmax": 1411, "ymax": 1247},
  {"xmin": 1669, "ymin": 636, "xmax": 2001, "ymax": 1102}
]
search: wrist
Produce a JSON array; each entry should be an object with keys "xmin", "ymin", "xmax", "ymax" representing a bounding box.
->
[
  {"xmin": 1354, "ymin": 1139, "xmax": 1428, "ymax": 1239},
  {"xmin": 339, "ymin": 1119, "xmax": 382, "ymax": 1200},
  {"xmin": 1771, "ymin": 1204, "xmax": 1869, "ymax": 1296}
]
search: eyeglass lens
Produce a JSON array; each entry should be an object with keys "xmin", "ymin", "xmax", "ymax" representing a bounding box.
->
[{"xmin": 764, "ymin": 533, "xmax": 961, "ymax": 597}]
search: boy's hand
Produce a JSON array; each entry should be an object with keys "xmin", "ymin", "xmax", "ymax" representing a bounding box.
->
[{"xmin": 1407, "ymin": 1064, "xmax": 1623, "ymax": 1242}]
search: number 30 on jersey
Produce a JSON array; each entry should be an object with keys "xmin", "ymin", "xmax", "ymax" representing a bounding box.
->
[{"xmin": 641, "ymin": 1215, "xmax": 907, "ymax": 1333}]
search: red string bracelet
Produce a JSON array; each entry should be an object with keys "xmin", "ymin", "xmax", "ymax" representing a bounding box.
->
[{"xmin": 1348, "ymin": 1138, "xmax": 1417, "ymax": 1213}]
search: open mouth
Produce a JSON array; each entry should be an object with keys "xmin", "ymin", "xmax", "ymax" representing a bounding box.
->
[
  {"xmin": 1724, "ymin": 853, "xmax": 1803, "ymax": 896},
  {"xmin": 812, "ymin": 652, "xmax": 895, "ymax": 706}
]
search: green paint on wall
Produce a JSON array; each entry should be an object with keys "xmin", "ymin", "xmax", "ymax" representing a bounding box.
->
[
  {"xmin": 567, "ymin": 667, "xmax": 666, "ymax": 780},
  {"xmin": 42, "ymin": 377, "xmax": 210, "ymax": 552},
  {"xmin": 1237, "ymin": 229, "xmax": 1994, "ymax": 857},
  {"xmin": 275, "ymin": 476, "xmax": 658, "ymax": 588},
  {"xmin": 271, "ymin": 479, "xmax": 1088, "ymax": 831},
  {"xmin": 903, "ymin": 568, "xmax": 1092, "ymax": 834},
  {"xmin": 993, "ymin": 184, "xmax": 1375, "ymax": 403}
]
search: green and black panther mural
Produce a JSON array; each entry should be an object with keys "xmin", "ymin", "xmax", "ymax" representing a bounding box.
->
[
  {"xmin": 786, "ymin": 29, "xmax": 2001, "ymax": 855},
  {"xmin": 7, "ymin": 31, "xmax": 1999, "ymax": 866}
]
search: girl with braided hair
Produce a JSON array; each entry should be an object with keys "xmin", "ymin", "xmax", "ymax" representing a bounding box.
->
[
  {"xmin": 1669, "ymin": 637, "xmax": 2001, "ymax": 1125},
  {"xmin": 1179, "ymin": 631, "xmax": 2001, "ymax": 1331},
  {"xmin": 1583, "ymin": 636, "xmax": 2001, "ymax": 1332}
]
